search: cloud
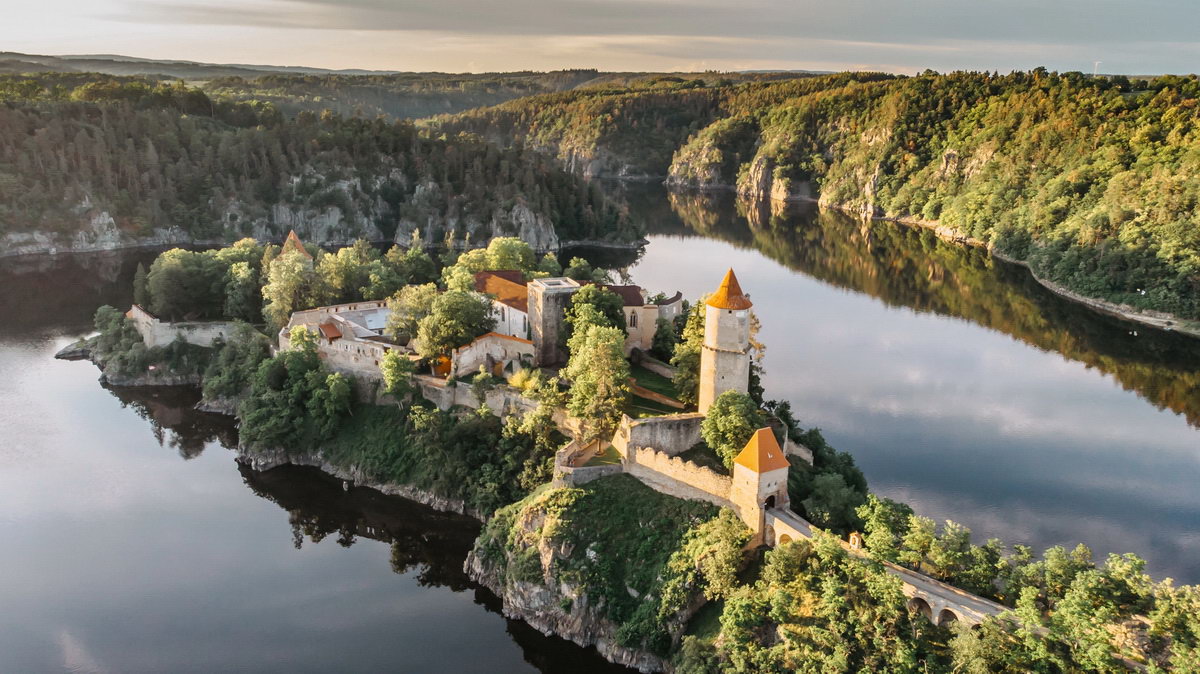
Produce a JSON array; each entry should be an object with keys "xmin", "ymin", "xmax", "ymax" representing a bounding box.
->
[{"xmin": 112, "ymin": 0, "xmax": 1200, "ymax": 45}]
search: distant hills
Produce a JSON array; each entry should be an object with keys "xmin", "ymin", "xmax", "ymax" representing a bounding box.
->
[{"xmin": 0, "ymin": 51, "xmax": 406, "ymax": 79}]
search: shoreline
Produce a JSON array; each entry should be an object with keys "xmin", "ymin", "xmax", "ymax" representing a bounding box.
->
[
  {"xmin": 875, "ymin": 212, "xmax": 1200, "ymax": 340},
  {"xmin": 672, "ymin": 183, "xmax": 1200, "ymax": 342}
]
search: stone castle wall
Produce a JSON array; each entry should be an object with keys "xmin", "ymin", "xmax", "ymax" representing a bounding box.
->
[
  {"xmin": 612, "ymin": 413, "xmax": 704, "ymax": 457},
  {"xmin": 625, "ymin": 446, "xmax": 732, "ymax": 508},
  {"xmin": 128, "ymin": 304, "xmax": 240, "ymax": 349}
]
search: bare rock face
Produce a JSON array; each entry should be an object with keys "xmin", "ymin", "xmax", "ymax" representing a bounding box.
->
[
  {"xmin": 393, "ymin": 188, "xmax": 561, "ymax": 253},
  {"xmin": 735, "ymin": 154, "xmax": 812, "ymax": 203}
]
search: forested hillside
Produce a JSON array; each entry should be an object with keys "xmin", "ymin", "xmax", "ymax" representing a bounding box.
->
[
  {"xmin": 436, "ymin": 73, "xmax": 893, "ymax": 178},
  {"xmin": 442, "ymin": 71, "xmax": 1200, "ymax": 320},
  {"xmin": 0, "ymin": 76, "xmax": 635, "ymax": 254}
]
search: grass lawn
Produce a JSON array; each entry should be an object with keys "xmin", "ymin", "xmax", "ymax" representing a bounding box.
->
[
  {"xmin": 624, "ymin": 397, "xmax": 680, "ymax": 418},
  {"xmin": 629, "ymin": 364, "xmax": 680, "ymax": 400},
  {"xmin": 584, "ymin": 445, "xmax": 622, "ymax": 467},
  {"xmin": 678, "ymin": 441, "xmax": 730, "ymax": 476}
]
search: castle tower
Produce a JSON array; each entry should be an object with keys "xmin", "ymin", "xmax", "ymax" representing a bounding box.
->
[
  {"xmin": 527, "ymin": 277, "xmax": 581, "ymax": 367},
  {"xmin": 730, "ymin": 428, "xmax": 791, "ymax": 538},
  {"xmin": 698, "ymin": 269, "xmax": 752, "ymax": 414}
]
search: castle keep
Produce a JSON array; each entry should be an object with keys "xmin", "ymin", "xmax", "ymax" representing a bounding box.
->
[{"xmin": 698, "ymin": 269, "xmax": 752, "ymax": 414}]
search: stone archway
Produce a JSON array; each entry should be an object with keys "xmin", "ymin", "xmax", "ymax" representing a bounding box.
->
[
  {"xmin": 907, "ymin": 597, "xmax": 933, "ymax": 622},
  {"xmin": 765, "ymin": 495, "xmax": 776, "ymax": 509},
  {"xmin": 937, "ymin": 609, "xmax": 959, "ymax": 627}
]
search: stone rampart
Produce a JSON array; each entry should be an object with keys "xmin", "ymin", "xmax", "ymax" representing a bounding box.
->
[
  {"xmin": 625, "ymin": 446, "xmax": 732, "ymax": 508},
  {"xmin": 612, "ymin": 413, "xmax": 704, "ymax": 457},
  {"xmin": 128, "ymin": 304, "xmax": 240, "ymax": 348},
  {"xmin": 414, "ymin": 375, "xmax": 536, "ymax": 418}
]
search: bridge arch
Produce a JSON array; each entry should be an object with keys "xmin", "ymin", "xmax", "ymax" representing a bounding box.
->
[
  {"xmin": 907, "ymin": 597, "xmax": 933, "ymax": 622},
  {"xmin": 937, "ymin": 608, "xmax": 959, "ymax": 627}
]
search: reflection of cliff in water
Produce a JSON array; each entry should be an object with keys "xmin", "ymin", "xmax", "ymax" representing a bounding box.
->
[
  {"xmin": 240, "ymin": 464, "xmax": 634, "ymax": 674},
  {"xmin": 108, "ymin": 385, "xmax": 238, "ymax": 459},
  {"xmin": 662, "ymin": 188, "xmax": 1200, "ymax": 427}
]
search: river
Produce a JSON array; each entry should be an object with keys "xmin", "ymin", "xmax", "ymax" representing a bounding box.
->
[{"xmin": 1, "ymin": 187, "xmax": 1198, "ymax": 671}]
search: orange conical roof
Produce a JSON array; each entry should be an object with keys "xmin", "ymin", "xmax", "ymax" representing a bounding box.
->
[
  {"xmin": 706, "ymin": 269, "xmax": 753, "ymax": 310},
  {"xmin": 734, "ymin": 428, "xmax": 791, "ymax": 473},
  {"xmin": 283, "ymin": 230, "xmax": 312, "ymax": 259}
]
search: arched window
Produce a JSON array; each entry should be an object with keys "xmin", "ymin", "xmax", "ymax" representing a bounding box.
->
[{"xmin": 629, "ymin": 311, "xmax": 638, "ymax": 328}]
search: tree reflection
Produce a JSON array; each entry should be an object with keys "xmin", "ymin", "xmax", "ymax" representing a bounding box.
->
[
  {"xmin": 110, "ymin": 386, "xmax": 237, "ymax": 458},
  {"xmin": 242, "ymin": 464, "xmax": 482, "ymax": 591},
  {"xmin": 660, "ymin": 187, "xmax": 1200, "ymax": 427}
]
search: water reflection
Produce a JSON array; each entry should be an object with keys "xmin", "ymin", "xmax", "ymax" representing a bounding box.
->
[
  {"xmin": 660, "ymin": 188, "xmax": 1200, "ymax": 428},
  {"xmin": 109, "ymin": 385, "xmax": 238, "ymax": 459}
]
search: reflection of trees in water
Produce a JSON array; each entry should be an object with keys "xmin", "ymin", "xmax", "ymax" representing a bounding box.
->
[
  {"xmin": 109, "ymin": 386, "xmax": 238, "ymax": 459},
  {"xmin": 662, "ymin": 189, "xmax": 1200, "ymax": 427},
  {"xmin": 240, "ymin": 464, "xmax": 634, "ymax": 673},
  {"xmin": 242, "ymin": 464, "xmax": 482, "ymax": 592},
  {"xmin": 0, "ymin": 250, "xmax": 159, "ymax": 337}
]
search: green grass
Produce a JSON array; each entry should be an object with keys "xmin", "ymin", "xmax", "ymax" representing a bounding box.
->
[
  {"xmin": 625, "ymin": 397, "xmax": 679, "ymax": 418},
  {"xmin": 629, "ymin": 364, "xmax": 681, "ymax": 400},
  {"xmin": 678, "ymin": 441, "xmax": 730, "ymax": 476},
  {"xmin": 584, "ymin": 444, "xmax": 622, "ymax": 466}
]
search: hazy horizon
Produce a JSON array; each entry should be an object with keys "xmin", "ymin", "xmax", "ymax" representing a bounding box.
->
[{"xmin": 4, "ymin": 0, "xmax": 1199, "ymax": 76}]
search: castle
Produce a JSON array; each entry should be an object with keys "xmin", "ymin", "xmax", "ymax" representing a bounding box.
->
[{"xmin": 555, "ymin": 268, "xmax": 798, "ymax": 546}]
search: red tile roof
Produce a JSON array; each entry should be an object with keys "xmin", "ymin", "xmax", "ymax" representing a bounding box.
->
[
  {"xmin": 474, "ymin": 271, "xmax": 529, "ymax": 313},
  {"xmin": 318, "ymin": 322, "xmax": 342, "ymax": 340}
]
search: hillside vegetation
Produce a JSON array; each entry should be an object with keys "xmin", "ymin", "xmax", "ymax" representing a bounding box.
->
[
  {"xmin": 0, "ymin": 75, "xmax": 634, "ymax": 250},
  {"xmin": 444, "ymin": 70, "xmax": 1200, "ymax": 320}
]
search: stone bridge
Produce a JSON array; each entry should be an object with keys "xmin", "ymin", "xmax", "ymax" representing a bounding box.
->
[{"xmin": 765, "ymin": 508, "xmax": 1008, "ymax": 627}]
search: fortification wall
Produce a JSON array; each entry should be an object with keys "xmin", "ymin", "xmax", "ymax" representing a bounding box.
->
[
  {"xmin": 414, "ymin": 376, "xmax": 536, "ymax": 417},
  {"xmin": 128, "ymin": 305, "xmax": 239, "ymax": 348},
  {"xmin": 625, "ymin": 446, "xmax": 732, "ymax": 507},
  {"xmin": 612, "ymin": 413, "xmax": 704, "ymax": 457}
]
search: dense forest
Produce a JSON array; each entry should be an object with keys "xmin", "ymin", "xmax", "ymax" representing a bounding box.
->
[
  {"xmin": 440, "ymin": 71, "xmax": 1200, "ymax": 320},
  {"xmin": 435, "ymin": 73, "xmax": 892, "ymax": 178},
  {"xmin": 0, "ymin": 75, "xmax": 636, "ymax": 250}
]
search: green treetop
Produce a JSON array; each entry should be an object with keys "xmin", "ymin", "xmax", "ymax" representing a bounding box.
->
[
  {"xmin": 700, "ymin": 390, "xmax": 765, "ymax": 468},
  {"xmin": 414, "ymin": 289, "xmax": 495, "ymax": 360}
]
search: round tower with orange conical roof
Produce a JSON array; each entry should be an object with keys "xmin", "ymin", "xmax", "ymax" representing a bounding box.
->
[{"xmin": 698, "ymin": 268, "xmax": 752, "ymax": 414}]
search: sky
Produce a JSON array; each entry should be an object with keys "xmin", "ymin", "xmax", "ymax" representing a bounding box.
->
[{"xmin": 3, "ymin": 0, "xmax": 1199, "ymax": 75}]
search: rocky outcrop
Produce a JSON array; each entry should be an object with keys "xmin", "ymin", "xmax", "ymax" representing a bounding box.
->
[
  {"xmin": 100, "ymin": 370, "xmax": 203, "ymax": 387},
  {"xmin": 466, "ymin": 549, "xmax": 667, "ymax": 672},
  {"xmin": 194, "ymin": 396, "xmax": 239, "ymax": 416},
  {"xmin": 735, "ymin": 154, "xmax": 813, "ymax": 203},
  {"xmin": 393, "ymin": 184, "xmax": 562, "ymax": 253},
  {"xmin": 236, "ymin": 446, "xmax": 485, "ymax": 520}
]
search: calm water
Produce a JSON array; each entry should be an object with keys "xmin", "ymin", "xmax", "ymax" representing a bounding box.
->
[{"xmin": 2, "ymin": 184, "xmax": 1199, "ymax": 671}]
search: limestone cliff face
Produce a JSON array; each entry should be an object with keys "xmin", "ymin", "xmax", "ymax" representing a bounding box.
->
[
  {"xmin": 735, "ymin": 154, "xmax": 813, "ymax": 203},
  {"xmin": 393, "ymin": 182, "xmax": 562, "ymax": 252}
]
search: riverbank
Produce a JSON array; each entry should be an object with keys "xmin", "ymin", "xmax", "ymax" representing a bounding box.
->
[{"xmin": 721, "ymin": 185, "xmax": 1200, "ymax": 341}]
